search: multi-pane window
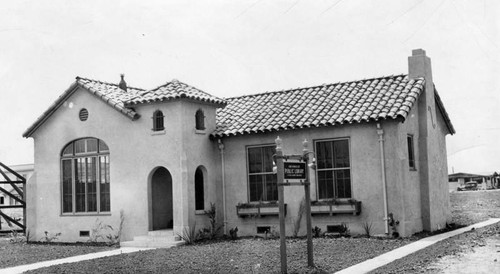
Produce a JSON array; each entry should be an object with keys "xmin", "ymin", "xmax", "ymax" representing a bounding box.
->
[
  {"xmin": 247, "ymin": 145, "xmax": 277, "ymax": 202},
  {"xmin": 153, "ymin": 110, "xmax": 165, "ymax": 131},
  {"xmin": 407, "ymin": 135, "xmax": 416, "ymax": 170},
  {"xmin": 195, "ymin": 109, "xmax": 205, "ymax": 130},
  {"xmin": 61, "ymin": 138, "xmax": 110, "ymax": 214},
  {"xmin": 316, "ymin": 139, "xmax": 351, "ymax": 199}
]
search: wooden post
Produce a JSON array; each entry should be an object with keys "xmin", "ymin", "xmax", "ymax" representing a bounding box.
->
[
  {"xmin": 302, "ymin": 139, "xmax": 314, "ymax": 267},
  {"xmin": 275, "ymin": 136, "xmax": 287, "ymax": 273}
]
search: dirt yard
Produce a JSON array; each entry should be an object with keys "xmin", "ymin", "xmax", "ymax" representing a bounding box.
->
[{"xmin": 372, "ymin": 189, "xmax": 500, "ymax": 273}]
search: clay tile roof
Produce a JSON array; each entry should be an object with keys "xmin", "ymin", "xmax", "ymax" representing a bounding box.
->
[
  {"xmin": 212, "ymin": 74, "xmax": 427, "ymax": 138},
  {"xmin": 23, "ymin": 77, "xmax": 145, "ymax": 137},
  {"xmin": 76, "ymin": 77, "xmax": 144, "ymax": 119},
  {"xmin": 125, "ymin": 79, "xmax": 226, "ymax": 107}
]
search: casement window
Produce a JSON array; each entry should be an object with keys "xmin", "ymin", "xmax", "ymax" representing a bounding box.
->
[
  {"xmin": 195, "ymin": 167, "xmax": 205, "ymax": 210},
  {"xmin": 195, "ymin": 109, "xmax": 205, "ymax": 130},
  {"xmin": 407, "ymin": 135, "xmax": 416, "ymax": 170},
  {"xmin": 247, "ymin": 145, "xmax": 277, "ymax": 202},
  {"xmin": 0, "ymin": 196, "xmax": 4, "ymax": 205},
  {"xmin": 61, "ymin": 138, "xmax": 110, "ymax": 214},
  {"xmin": 152, "ymin": 110, "xmax": 165, "ymax": 131},
  {"xmin": 315, "ymin": 139, "xmax": 352, "ymax": 199}
]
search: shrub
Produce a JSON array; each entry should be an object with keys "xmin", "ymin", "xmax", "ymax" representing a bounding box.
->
[
  {"xmin": 312, "ymin": 226, "xmax": 322, "ymax": 238},
  {"xmin": 202, "ymin": 202, "xmax": 223, "ymax": 240},
  {"xmin": 229, "ymin": 227, "xmax": 238, "ymax": 240}
]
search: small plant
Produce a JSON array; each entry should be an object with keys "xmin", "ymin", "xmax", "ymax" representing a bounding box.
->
[
  {"xmin": 362, "ymin": 221, "xmax": 373, "ymax": 238},
  {"xmin": 312, "ymin": 226, "xmax": 322, "ymax": 238},
  {"xmin": 388, "ymin": 213, "xmax": 400, "ymax": 238},
  {"xmin": 292, "ymin": 197, "xmax": 306, "ymax": 237},
  {"xmin": 41, "ymin": 231, "xmax": 61, "ymax": 243},
  {"xmin": 9, "ymin": 230, "xmax": 26, "ymax": 244},
  {"xmin": 89, "ymin": 219, "xmax": 111, "ymax": 243},
  {"xmin": 229, "ymin": 227, "xmax": 238, "ymax": 240},
  {"xmin": 176, "ymin": 224, "xmax": 199, "ymax": 245},
  {"xmin": 339, "ymin": 223, "xmax": 350, "ymax": 237},
  {"xmin": 264, "ymin": 226, "xmax": 279, "ymax": 240},
  {"xmin": 106, "ymin": 210, "xmax": 125, "ymax": 246},
  {"xmin": 201, "ymin": 202, "xmax": 223, "ymax": 240}
]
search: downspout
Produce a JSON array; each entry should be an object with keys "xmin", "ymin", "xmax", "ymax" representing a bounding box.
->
[
  {"xmin": 377, "ymin": 123, "xmax": 390, "ymax": 234},
  {"xmin": 217, "ymin": 139, "xmax": 227, "ymax": 235}
]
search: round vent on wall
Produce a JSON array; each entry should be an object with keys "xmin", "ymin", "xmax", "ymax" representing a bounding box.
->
[{"xmin": 79, "ymin": 108, "xmax": 89, "ymax": 121}]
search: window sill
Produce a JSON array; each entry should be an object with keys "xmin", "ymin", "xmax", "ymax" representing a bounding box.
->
[
  {"xmin": 409, "ymin": 168, "xmax": 417, "ymax": 172},
  {"xmin": 236, "ymin": 202, "xmax": 286, "ymax": 218},
  {"xmin": 60, "ymin": 213, "xmax": 112, "ymax": 217},
  {"xmin": 151, "ymin": 130, "xmax": 166, "ymax": 135},
  {"xmin": 195, "ymin": 129, "xmax": 206, "ymax": 135},
  {"xmin": 310, "ymin": 200, "xmax": 362, "ymax": 216},
  {"xmin": 195, "ymin": 210, "xmax": 206, "ymax": 215}
]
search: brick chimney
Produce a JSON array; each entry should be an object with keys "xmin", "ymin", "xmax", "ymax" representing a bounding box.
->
[{"xmin": 119, "ymin": 74, "xmax": 127, "ymax": 91}]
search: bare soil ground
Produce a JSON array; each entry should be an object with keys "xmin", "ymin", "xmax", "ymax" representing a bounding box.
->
[
  {"xmin": 371, "ymin": 189, "xmax": 500, "ymax": 274},
  {"xmin": 2, "ymin": 190, "xmax": 499, "ymax": 273},
  {"xmin": 0, "ymin": 239, "xmax": 114, "ymax": 268}
]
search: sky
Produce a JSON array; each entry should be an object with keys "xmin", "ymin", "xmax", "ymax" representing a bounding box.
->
[{"xmin": 0, "ymin": 0, "xmax": 499, "ymax": 174}]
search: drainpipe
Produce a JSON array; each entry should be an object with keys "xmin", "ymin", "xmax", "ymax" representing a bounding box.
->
[
  {"xmin": 377, "ymin": 123, "xmax": 390, "ymax": 234},
  {"xmin": 218, "ymin": 139, "xmax": 227, "ymax": 235}
]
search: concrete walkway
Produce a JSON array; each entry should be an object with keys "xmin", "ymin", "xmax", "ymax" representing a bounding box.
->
[
  {"xmin": 336, "ymin": 218, "xmax": 500, "ymax": 274},
  {"xmin": 0, "ymin": 247, "xmax": 154, "ymax": 274}
]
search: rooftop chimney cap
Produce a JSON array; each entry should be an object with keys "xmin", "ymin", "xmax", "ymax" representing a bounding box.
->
[
  {"xmin": 412, "ymin": 49, "xmax": 426, "ymax": 56},
  {"xmin": 119, "ymin": 74, "xmax": 127, "ymax": 91}
]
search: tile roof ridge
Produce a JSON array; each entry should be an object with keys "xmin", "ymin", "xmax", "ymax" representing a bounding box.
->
[
  {"xmin": 75, "ymin": 76, "xmax": 145, "ymax": 91},
  {"xmin": 225, "ymin": 73, "xmax": 411, "ymax": 100}
]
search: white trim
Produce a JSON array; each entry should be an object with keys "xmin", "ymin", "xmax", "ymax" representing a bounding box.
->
[{"xmin": 151, "ymin": 130, "xmax": 166, "ymax": 135}]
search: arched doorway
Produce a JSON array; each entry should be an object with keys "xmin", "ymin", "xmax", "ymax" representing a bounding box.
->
[{"xmin": 150, "ymin": 167, "xmax": 173, "ymax": 230}]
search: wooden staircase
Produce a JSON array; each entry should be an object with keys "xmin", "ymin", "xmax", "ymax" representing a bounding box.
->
[
  {"xmin": 121, "ymin": 229, "xmax": 185, "ymax": 248},
  {"xmin": 0, "ymin": 162, "xmax": 26, "ymax": 232}
]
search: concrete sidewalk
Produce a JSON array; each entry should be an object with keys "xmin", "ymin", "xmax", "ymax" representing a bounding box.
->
[
  {"xmin": 0, "ymin": 247, "xmax": 154, "ymax": 274},
  {"xmin": 336, "ymin": 218, "xmax": 500, "ymax": 274}
]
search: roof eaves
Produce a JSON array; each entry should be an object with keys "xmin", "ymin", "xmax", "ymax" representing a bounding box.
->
[
  {"xmin": 434, "ymin": 86, "xmax": 455, "ymax": 135},
  {"xmin": 23, "ymin": 82, "xmax": 80, "ymax": 138},
  {"xmin": 23, "ymin": 78, "xmax": 141, "ymax": 138}
]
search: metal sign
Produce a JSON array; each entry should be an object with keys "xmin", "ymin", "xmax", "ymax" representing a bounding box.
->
[{"xmin": 284, "ymin": 162, "xmax": 306, "ymax": 180}]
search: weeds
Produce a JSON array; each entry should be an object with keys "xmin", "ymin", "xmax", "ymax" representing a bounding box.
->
[
  {"xmin": 41, "ymin": 231, "xmax": 61, "ymax": 243},
  {"xmin": 88, "ymin": 210, "xmax": 125, "ymax": 246},
  {"xmin": 9, "ymin": 230, "xmax": 26, "ymax": 244}
]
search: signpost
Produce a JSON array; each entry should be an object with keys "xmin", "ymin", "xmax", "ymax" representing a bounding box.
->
[{"xmin": 274, "ymin": 137, "xmax": 314, "ymax": 274}]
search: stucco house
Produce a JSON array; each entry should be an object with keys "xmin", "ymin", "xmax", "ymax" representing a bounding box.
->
[{"xmin": 23, "ymin": 49, "xmax": 454, "ymax": 244}]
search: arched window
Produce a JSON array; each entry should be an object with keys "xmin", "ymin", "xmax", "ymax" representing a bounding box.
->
[
  {"xmin": 153, "ymin": 110, "xmax": 165, "ymax": 131},
  {"xmin": 195, "ymin": 109, "xmax": 205, "ymax": 130},
  {"xmin": 61, "ymin": 138, "xmax": 110, "ymax": 214},
  {"xmin": 195, "ymin": 166, "xmax": 205, "ymax": 210}
]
